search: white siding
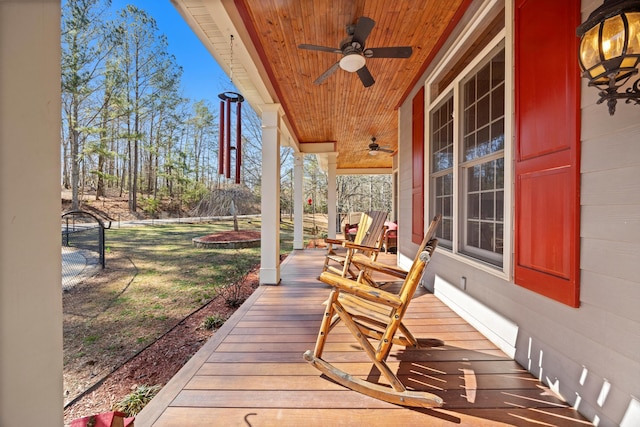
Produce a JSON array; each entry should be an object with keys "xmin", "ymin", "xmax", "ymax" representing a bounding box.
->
[{"xmin": 396, "ymin": 105, "xmax": 421, "ymax": 269}]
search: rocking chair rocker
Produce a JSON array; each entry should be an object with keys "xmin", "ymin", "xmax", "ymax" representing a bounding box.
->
[{"xmin": 304, "ymin": 215, "xmax": 443, "ymax": 407}]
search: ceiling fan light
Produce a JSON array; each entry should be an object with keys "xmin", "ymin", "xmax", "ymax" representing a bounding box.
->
[
  {"xmin": 340, "ymin": 53, "xmax": 366, "ymax": 72},
  {"xmin": 368, "ymin": 149, "xmax": 379, "ymax": 156}
]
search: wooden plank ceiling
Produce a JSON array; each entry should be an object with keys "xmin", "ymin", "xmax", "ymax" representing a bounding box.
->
[{"xmin": 234, "ymin": 0, "xmax": 467, "ymax": 170}]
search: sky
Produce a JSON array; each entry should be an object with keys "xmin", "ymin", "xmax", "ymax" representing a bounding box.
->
[{"xmin": 110, "ymin": 0, "xmax": 237, "ymax": 103}]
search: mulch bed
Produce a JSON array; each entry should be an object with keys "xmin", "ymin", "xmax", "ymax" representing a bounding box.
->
[{"xmin": 197, "ymin": 230, "xmax": 260, "ymax": 242}]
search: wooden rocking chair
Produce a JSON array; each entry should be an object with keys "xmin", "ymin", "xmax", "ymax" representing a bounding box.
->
[
  {"xmin": 304, "ymin": 215, "xmax": 443, "ymax": 407},
  {"xmin": 322, "ymin": 210, "xmax": 387, "ymax": 280}
]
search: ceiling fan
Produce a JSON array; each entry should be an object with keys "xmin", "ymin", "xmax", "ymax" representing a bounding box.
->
[
  {"xmin": 298, "ymin": 16, "xmax": 412, "ymax": 87},
  {"xmin": 367, "ymin": 137, "xmax": 394, "ymax": 156}
]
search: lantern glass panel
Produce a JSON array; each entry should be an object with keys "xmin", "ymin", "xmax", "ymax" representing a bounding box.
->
[
  {"xmin": 580, "ymin": 25, "xmax": 601, "ymax": 70},
  {"xmin": 589, "ymin": 64, "xmax": 607, "ymax": 81},
  {"xmin": 621, "ymin": 56, "xmax": 639, "ymax": 69},
  {"xmin": 602, "ymin": 15, "xmax": 625, "ymax": 60},
  {"xmin": 628, "ymin": 12, "xmax": 640, "ymax": 54}
]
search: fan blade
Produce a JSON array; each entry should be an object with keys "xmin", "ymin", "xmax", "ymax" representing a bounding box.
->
[
  {"xmin": 352, "ymin": 16, "xmax": 375, "ymax": 46},
  {"xmin": 357, "ymin": 65, "xmax": 375, "ymax": 87},
  {"xmin": 298, "ymin": 44, "xmax": 342, "ymax": 54},
  {"xmin": 364, "ymin": 46, "xmax": 413, "ymax": 58},
  {"xmin": 380, "ymin": 148, "xmax": 395, "ymax": 153},
  {"xmin": 313, "ymin": 61, "xmax": 341, "ymax": 85}
]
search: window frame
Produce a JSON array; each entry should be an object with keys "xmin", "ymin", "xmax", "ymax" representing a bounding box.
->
[{"xmin": 426, "ymin": 29, "xmax": 513, "ymax": 280}]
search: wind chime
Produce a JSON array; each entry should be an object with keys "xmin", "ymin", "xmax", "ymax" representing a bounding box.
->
[{"xmin": 218, "ymin": 35, "xmax": 245, "ymax": 184}]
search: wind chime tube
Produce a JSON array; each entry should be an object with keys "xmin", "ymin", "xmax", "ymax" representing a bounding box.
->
[
  {"xmin": 225, "ymin": 98, "xmax": 232, "ymax": 179},
  {"xmin": 235, "ymin": 100, "xmax": 242, "ymax": 184},
  {"xmin": 218, "ymin": 100, "xmax": 225, "ymax": 175}
]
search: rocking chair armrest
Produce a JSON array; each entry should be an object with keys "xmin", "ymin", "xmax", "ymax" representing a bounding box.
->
[
  {"xmin": 342, "ymin": 241, "xmax": 379, "ymax": 252},
  {"xmin": 350, "ymin": 258, "xmax": 408, "ymax": 280},
  {"xmin": 325, "ymin": 238, "xmax": 345, "ymax": 245},
  {"xmin": 319, "ymin": 271, "xmax": 402, "ymax": 308}
]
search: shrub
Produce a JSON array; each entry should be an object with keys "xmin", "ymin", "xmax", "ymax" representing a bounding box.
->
[
  {"xmin": 202, "ymin": 313, "xmax": 227, "ymax": 330},
  {"xmin": 140, "ymin": 197, "xmax": 160, "ymax": 217},
  {"xmin": 112, "ymin": 384, "xmax": 161, "ymax": 416},
  {"xmin": 223, "ymin": 281, "xmax": 246, "ymax": 308}
]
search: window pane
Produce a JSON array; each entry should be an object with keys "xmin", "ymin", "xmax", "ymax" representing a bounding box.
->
[
  {"xmin": 477, "ymin": 125, "xmax": 490, "ymax": 157},
  {"xmin": 433, "ymin": 167, "xmax": 453, "ymax": 247},
  {"xmin": 491, "ymin": 83, "xmax": 505, "ymax": 121},
  {"xmin": 477, "ymin": 63, "xmax": 491, "ymax": 97},
  {"xmin": 443, "ymin": 195, "xmax": 452, "ymax": 216},
  {"xmin": 481, "ymin": 192, "xmax": 495, "ymax": 220},
  {"xmin": 442, "ymin": 218, "xmax": 453, "ymax": 241},
  {"xmin": 480, "ymin": 222, "xmax": 494, "ymax": 251},
  {"xmin": 467, "ymin": 221, "xmax": 479, "ymax": 247},
  {"xmin": 468, "ymin": 193, "xmax": 479, "ymax": 219},
  {"xmin": 464, "ymin": 76, "xmax": 476, "ymax": 106},
  {"xmin": 492, "ymin": 50, "xmax": 505, "ymax": 86},
  {"xmin": 464, "ymin": 104, "xmax": 476, "ymax": 135},
  {"xmin": 496, "ymin": 190, "xmax": 504, "ymax": 221},
  {"xmin": 464, "ymin": 134, "xmax": 476, "ymax": 161},
  {"xmin": 468, "ymin": 165, "xmax": 480, "ymax": 192},
  {"xmin": 477, "ymin": 95, "xmax": 490, "ymax": 128},
  {"xmin": 435, "ymin": 175, "xmax": 443, "ymax": 194},
  {"xmin": 443, "ymin": 173, "xmax": 453, "ymax": 194},
  {"xmin": 491, "ymin": 118, "xmax": 504, "ymax": 152},
  {"xmin": 496, "ymin": 223, "xmax": 504, "ymax": 254},
  {"xmin": 496, "ymin": 158, "xmax": 504, "ymax": 189},
  {"xmin": 481, "ymin": 161, "xmax": 495, "ymax": 190}
]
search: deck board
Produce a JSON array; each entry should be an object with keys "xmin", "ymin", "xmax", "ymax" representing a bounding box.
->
[{"xmin": 136, "ymin": 249, "xmax": 588, "ymax": 426}]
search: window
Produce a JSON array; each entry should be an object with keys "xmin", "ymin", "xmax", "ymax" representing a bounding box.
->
[
  {"xmin": 431, "ymin": 96, "xmax": 454, "ymax": 249},
  {"xmin": 430, "ymin": 45, "xmax": 506, "ymax": 268}
]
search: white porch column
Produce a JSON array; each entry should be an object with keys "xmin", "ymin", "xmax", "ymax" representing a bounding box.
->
[
  {"xmin": 326, "ymin": 153, "xmax": 338, "ymax": 238},
  {"xmin": 260, "ymin": 104, "xmax": 282, "ymax": 284},
  {"xmin": 293, "ymin": 153, "xmax": 304, "ymax": 249},
  {"xmin": 0, "ymin": 1, "xmax": 63, "ymax": 425}
]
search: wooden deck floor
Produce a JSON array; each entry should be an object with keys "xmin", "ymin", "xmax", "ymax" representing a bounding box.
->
[{"xmin": 137, "ymin": 249, "xmax": 590, "ymax": 426}]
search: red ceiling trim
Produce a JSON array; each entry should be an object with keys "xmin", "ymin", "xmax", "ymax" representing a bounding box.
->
[
  {"xmin": 395, "ymin": 0, "xmax": 474, "ymax": 110},
  {"xmin": 233, "ymin": 0, "xmax": 303, "ymax": 142}
]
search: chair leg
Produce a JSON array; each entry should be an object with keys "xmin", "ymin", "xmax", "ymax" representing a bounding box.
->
[
  {"xmin": 313, "ymin": 289, "xmax": 338, "ymax": 358},
  {"xmin": 322, "ymin": 243, "xmax": 333, "ymax": 273},
  {"xmin": 333, "ymin": 299, "xmax": 406, "ymax": 392}
]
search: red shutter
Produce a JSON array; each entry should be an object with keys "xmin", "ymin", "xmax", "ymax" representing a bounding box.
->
[
  {"xmin": 514, "ymin": 0, "xmax": 581, "ymax": 307},
  {"xmin": 412, "ymin": 87, "xmax": 425, "ymax": 244}
]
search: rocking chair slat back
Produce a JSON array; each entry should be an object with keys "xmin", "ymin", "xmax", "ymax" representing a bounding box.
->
[
  {"xmin": 356, "ymin": 211, "xmax": 387, "ymax": 250},
  {"xmin": 322, "ymin": 210, "xmax": 387, "ymax": 278}
]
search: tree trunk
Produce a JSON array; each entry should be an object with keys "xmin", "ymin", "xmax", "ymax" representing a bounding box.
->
[
  {"xmin": 71, "ymin": 100, "xmax": 80, "ymax": 210},
  {"xmin": 96, "ymin": 91, "xmax": 110, "ymax": 200}
]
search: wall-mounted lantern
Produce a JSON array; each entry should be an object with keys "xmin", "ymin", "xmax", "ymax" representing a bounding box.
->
[{"xmin": 576, "ymin": 0, "xmax": 640, "ymax": 115}]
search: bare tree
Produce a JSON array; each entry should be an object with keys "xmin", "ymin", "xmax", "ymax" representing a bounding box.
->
[{"xmin": 61, "ymin": 0, "xmax": 114, "ymax": 209}]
